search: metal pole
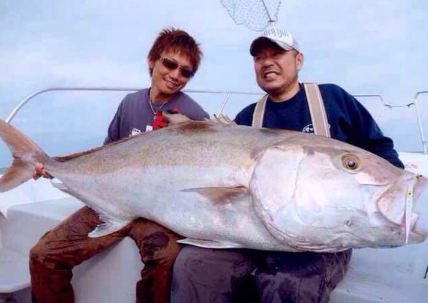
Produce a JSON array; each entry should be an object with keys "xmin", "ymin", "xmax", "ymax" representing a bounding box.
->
[
  {"xmin": 353, "ymin": 94, "xmax": 385, "ymax": 120},
  {"xmin": 413, "ymin": 91, "xmax": 428, "ymax": 154},
  {"xmin": 5, "ymin": 86, "xmax": 263, "ymax": 124},
  {"xmin": 5, "ymin": 87, "xmax": 142, "ymax": 123},
  {"xmin": 218, "ymin": 93, "xmax": 232, "ymax": 116}
]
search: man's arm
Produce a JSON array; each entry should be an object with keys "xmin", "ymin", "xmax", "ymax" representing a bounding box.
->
[
  {"xmin": 345, "ymin": 94, "xmax": 404, "ymax": 169},
  {"xmin": 233, "ymin": 103, "xmax": 257, "ymax": 126},
  {"xmin": 103, "ymin": 102, "xmax": 123, "ymax": 145}
]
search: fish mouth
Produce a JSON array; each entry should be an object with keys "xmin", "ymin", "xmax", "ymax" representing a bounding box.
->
[
  {"xmin": 413, "ymin": 174, "xmax": 427, "ymax": 199},
  {"xmin": 408, "ymin": 213, "xmax": 428, "ymax": 241},
  {"xmin": 378, "ymin": 174, "xmax": 428, "ymax": 243}
]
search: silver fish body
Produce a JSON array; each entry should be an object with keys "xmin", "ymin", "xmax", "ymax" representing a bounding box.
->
[{"xmin": 0, "ymin": 120, "xmax": 426, "ymax": 252}]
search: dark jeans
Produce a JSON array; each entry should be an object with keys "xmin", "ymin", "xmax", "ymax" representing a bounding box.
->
[
  {"xmin": 171, "ymin": 246, "xmax": 352, "ymax": 303},
  {"xmin": 30, "ymin": 206, "xmax": 182, "ymax": 303}
]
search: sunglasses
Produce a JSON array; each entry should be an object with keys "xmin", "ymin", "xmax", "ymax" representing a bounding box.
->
[{"xmin": 160, "ymin": 57, "xmax": 194, "ymax": 79}]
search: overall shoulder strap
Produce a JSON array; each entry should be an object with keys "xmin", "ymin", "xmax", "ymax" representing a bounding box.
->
[
  {"xmin": 252, "ymin": 94, "xmax": 268, "ymax": 128},
  {"xmin": 303, "ymin": 82, "xmax": 331, "ymax": 137}
]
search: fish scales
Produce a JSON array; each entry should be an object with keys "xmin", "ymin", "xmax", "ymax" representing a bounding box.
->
[{"xmin": 0, "ymin": 120, "xmax": 426, "ymax": 252}]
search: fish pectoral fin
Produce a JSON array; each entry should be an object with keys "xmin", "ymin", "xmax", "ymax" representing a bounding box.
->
[
  {"xmin": 182, "ymin": 186, "xmax": 249, "ymax": 204},
  {"xmin": 177, "ymin": 238, "xmax": 244, "ymax": 249},
  {"xmin": 88, "ymin": 218, "xmax": 130, "ymax": 238}
]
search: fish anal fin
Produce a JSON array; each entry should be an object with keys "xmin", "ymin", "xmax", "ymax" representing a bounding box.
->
[
  {"xmin": 177, "ymin": 238, "xmax": 244, "ymax": 249},
  {"xmin": 182, "ymin": 186, "xmax": 248, "ymax": 204},
  {"xmin": 88, "ymin": 218, "xmax": 130, "ymax": 238},
  {"xmin": 54, "ymin": 133, "xmax": 148, "ymax": 162}
]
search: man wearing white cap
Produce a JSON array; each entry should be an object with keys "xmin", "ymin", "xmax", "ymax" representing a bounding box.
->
[{"xmin": 170, "ymin": 28, "xmax": 403, "ymax": 303}]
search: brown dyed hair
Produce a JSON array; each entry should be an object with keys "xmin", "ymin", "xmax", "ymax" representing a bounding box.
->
[{"xmin": 147, "ymin": 27, "xmax": 202, "ymax": 77}]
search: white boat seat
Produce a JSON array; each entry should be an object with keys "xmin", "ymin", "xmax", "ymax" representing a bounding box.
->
[
  {"xmin": 0, "ymin": 248, "xmax": 30, "ymax": 293},
  {"xmin": 330, "ymin": 251, "xmax": 428, "ymax": 302},
  {"xmin": 0, "ymin": 197, "xmax": 84, "ymax": 296},
  {"xmin": 0, "ymin": 197, "xmax": 141, "ymax": 302}
]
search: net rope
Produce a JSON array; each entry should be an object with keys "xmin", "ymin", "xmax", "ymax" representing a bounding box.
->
[{"xmin": 220, "ymin": 0, "xmax": 282, "ymax": 31}]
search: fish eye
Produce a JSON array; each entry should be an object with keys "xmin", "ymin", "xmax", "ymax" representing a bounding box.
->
[{"xmin": 341, "ymin": 154, "xmax": 360, "ymax": 171}]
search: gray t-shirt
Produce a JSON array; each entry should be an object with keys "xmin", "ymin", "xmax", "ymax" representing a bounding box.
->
[{"xmin": 104, "ymin": 89, "xmax": 209, "ymax": 144}]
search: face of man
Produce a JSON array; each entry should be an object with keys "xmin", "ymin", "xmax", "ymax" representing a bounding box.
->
[
  {"xmin": 253, "ymin": 44, "xmax": 303, "ymax": 101},
  {"xmin": 148, "ymin": 51, "xmax": 194, "ymax": 103}
]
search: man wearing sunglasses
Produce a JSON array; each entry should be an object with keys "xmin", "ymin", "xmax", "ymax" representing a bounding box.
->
[{"xmin": 29, "ymin": 27, "xmax": 209, "ymax": 303}]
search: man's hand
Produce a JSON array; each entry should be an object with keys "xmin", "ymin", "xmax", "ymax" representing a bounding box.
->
[
  {"xmin": 32, "ymin": 163, "xmax": 52, "ymax": 180},
  {"xmin": 212, "ymin": 114, "xmax": 236, "ymax": 125},
  {"xmin": 162, "ymin": 111, "xmax": 191, "ymax": 125}
]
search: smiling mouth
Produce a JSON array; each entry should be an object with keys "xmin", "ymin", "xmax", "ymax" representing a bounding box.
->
[
  {"xmin": 263, "ymin": 71, "xmax": 278, "ymax": 79},
  {"xmin": 165, "ymin": 80, "xmax": 179, "ymax": 89}
]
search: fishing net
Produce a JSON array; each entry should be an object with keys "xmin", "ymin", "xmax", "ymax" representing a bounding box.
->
[{"xmin": 220, "ymin": 0, "xmax": 282, "ymax": 31}]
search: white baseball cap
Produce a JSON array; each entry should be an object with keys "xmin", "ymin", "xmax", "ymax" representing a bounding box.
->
[{"xmin": 250, "ymin": 27, "xmax": 301, "ymax": 55}]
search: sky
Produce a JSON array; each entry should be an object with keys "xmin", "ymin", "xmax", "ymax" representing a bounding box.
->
[{"xmin": 0, "ymin": 0, "xmax": 427, "ymax": 167}]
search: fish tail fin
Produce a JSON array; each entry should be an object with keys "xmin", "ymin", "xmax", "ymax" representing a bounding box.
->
[{"xmin": 0, "ymin": 119, "xmax": 49, "ymax": 192}]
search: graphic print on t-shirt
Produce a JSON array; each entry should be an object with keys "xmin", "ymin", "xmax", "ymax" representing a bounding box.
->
[{"xmin": 302, "ymin": 124, "xmax": 314, "ymax": 133}]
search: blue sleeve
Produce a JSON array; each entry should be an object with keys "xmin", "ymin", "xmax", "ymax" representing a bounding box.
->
[
  {"xmin": 234, "ymin": 103, "xmax": 256, "ymax": 126},
  {"xmin": 344, "ymin": 92, "xmax": 404, "ymax": 169},
  {"xmin": 103, "ymin": 100, "xmax": 124, "ymax": 144}
]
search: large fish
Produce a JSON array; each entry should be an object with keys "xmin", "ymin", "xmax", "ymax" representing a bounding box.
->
[{"xmin": 0, "ymin": 119, "xmax": 426, "ymax": 252}]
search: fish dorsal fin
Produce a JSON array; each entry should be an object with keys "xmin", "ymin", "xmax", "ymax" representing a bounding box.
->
[
  {"xmin": 182, "ymin": 186, "xmax": 248, "ymax": 204},
  {"xmin": 88, "ymin": 217, "xmax": 130, "ymax": 238},
  {"xmin": 162, "ymin": 112, "xmax": 236, "ymax": 126},
  {"xmin": 54, "ymin": 146, "xmax": 106, "ymax": 162},
  {"xmin": 54, "ymin": 132, "xmax": 149, "ymax": 162},
  {"xmin": 177, "ymin": 238, "xmax": 244, "ymax": 249}
]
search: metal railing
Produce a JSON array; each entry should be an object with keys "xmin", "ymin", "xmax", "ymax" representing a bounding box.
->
[
  {"xmin": 353, "ymin": 94, "xmax": 385, "ymax": 120},
  {"xmin": 412, "ymin": 91, "xmax": 428, "ymax": 154},
  {"xmin": 5, "ymin": 87, "xmax": 264, "ymax": 123},
  {"xmin": 3, "ymin": 86, "xmax": 427, "ymax": 154}
]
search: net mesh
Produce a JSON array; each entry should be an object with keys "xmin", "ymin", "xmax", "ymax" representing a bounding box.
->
[{"xmin": 220, "ymin": 0, "xmax": 282, "ymax": 31}]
